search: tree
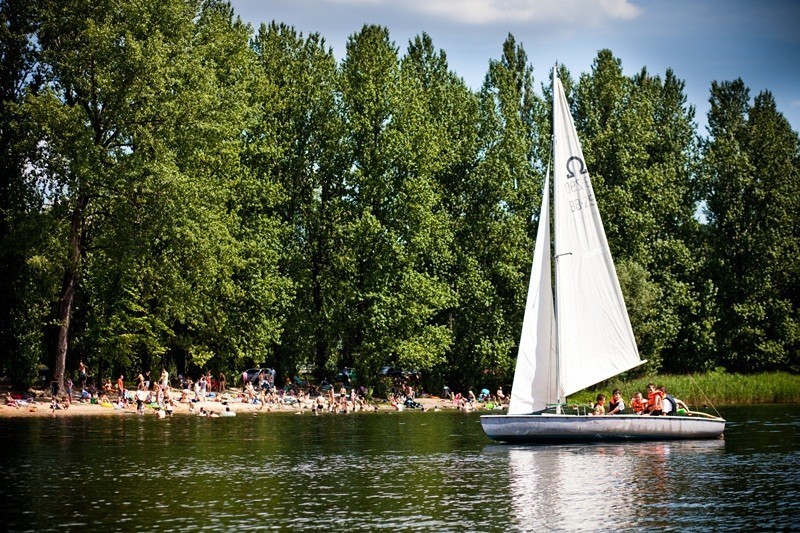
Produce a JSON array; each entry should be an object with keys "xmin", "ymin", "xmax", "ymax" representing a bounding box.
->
[
  {"xmin": 444, "ymin": 34, "xmax": 543, "ymax": 390},
  {"xmin": 0, "ymin": 0, "xmax": 60, "ymax": 387},
  {"xmin": 249, "ymin": 21, "xmax": 345, "ymax": 378},
  {"xmin": 25, "ymin": 0, "xmax": 285, "ymax": 392},
  {"xmin": 337, "ymin": 25, "xmax": 457, "ymax": 383},
  {"xmin": 702, "ymin": 79, "xmax": 800, "ymax": 371}
]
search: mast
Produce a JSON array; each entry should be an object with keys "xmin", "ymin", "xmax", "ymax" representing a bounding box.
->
[{"xmin": 552, "ymin": 65, "xmax": 563, "ymax": 414}]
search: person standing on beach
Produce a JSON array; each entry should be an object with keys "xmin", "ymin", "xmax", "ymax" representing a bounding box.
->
[
  {"xmin": 117, "ymin": 375, "xmax": 125, "ymax": 402},
  {"xmin": 199, "ymin": 374, "xmax": 207, "ymax": 400},
  {"xmin": 160, "ymin": 368, "xmax": 169, "ymax": 391},
  {"xmin": 78, "ymin": 361, "xmax": 88, "ymax": 390}
]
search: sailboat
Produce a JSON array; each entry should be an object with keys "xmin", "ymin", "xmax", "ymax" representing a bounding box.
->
[{"xmin": 480, "ymin": 71, "xmax": 725, "ymax": 443}]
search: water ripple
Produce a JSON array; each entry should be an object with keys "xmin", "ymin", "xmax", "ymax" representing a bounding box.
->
[{"xmin": 0, "ymin": 406, "xmax": 797, "ymax": 530}]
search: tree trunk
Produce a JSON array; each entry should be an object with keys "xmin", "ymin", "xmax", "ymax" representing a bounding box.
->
[{"xmin": 53, "ymin": 194, "xmax": 88, "ymax": 396}]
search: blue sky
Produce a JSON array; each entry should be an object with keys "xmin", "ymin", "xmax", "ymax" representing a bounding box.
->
[{"xmin": 230, "ymin": 0, "xmax": 800, "ymax": 134}]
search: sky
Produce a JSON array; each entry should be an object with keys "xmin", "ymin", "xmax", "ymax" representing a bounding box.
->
[{"xmin": 229, "ymin": 0, "xmax": 800, "ymax": 134}]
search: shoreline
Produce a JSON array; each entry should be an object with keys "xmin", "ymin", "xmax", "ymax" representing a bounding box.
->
[{"xmin": 0, "ymin": 390, "xmax": 487, "ymax": 419}]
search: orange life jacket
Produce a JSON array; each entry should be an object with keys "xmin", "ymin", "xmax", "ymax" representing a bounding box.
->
[
  {"xmin": 631, "ymin": 397, "xmax": 646, "ymax": 413},
  {"xmin": 648, "ymin": 390, "xmax": 664, "ymax": 411}
]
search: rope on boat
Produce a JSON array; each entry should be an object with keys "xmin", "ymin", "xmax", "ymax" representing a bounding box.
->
[
  {"xmin": 688, "ymin": 373, "xmax": 723, "ymax": 418},
  {"xmin": 682, "ymin": 409, "xmax": 721, "ymax": 419}
]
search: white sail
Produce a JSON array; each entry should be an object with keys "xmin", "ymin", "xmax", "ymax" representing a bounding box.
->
[
  {"xmin": 551, "ymin": 75, "xmax": 643, "ymax": 398},
  {"xmin": 508, "ymin": 169, "xmax": 557, "ymax": 414}
]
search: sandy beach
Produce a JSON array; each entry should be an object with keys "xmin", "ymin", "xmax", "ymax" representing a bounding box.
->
[{"xmin": 0, "ymin": 389, "xmax": 485, "ymax": 419}]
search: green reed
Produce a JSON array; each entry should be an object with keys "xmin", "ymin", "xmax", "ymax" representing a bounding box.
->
[{"xmin": 570, "ymin": 371, "xmax": 800, "ymax": 408}]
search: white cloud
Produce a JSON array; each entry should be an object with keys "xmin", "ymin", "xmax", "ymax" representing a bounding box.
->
[{"xmin": 331, "ymin": 0, "xmax": 642, "ymax": 26}]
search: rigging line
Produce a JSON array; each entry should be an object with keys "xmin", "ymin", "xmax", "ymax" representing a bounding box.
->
[{"xmin": 689, "ymin": 373, "xmax": 722, "ymax": 419}]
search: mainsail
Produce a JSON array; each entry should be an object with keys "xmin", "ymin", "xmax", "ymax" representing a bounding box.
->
[
  {"xmin": 508, "ymin": 72, "xmax": 642, "ymax": 414},
  {"xmin": 551, "ymin": 74, "xmax": 642, "ymax": 398}
]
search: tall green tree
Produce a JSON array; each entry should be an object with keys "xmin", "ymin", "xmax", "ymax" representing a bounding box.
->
[
  {"xmin": 702, "ymin": 79, "xmax": 800, "ymax": 371},
  {"xmin": 338, "ymin": 25, "xmax": 456, "ymax": 383},
  {"xmin": 402, "ymin": 33, "xmax": 480, "ymax": 390},
  {"xmin": 24, "ymin": 0, "xmax": 284, "ymax": 391},
  {"xmin": 249, "ymin": 21, "xmax": 345, "ymax": 378},
  {"xmin": 445, "ymin": 34, "xmax": 543, "ymax": 390},
  {"xmin": 0, "ymin": 0, "xmax": 61, "ymax": 387},
  {"xmin": 167, "ymin": 0, "xmax": 290, "ymax": 375}
]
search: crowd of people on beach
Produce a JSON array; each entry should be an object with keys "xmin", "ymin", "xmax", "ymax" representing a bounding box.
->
[
  {"xmin": 434, "ymin": 385, "xmax": 508, "ymax": 413},
  {"xmin": 6, "ymin": 361, "xmax": 703, "ymax": 420},
  {"xmin": 6, "ymin": 364, "xmax": 696, "ymax": 421},
  {"xmin": 2, "ymin": 363, "xmax": 407, "ymax": 417}
]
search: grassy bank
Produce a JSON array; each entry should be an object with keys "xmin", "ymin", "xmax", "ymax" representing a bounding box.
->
[{"xmin": 570, "ymin": 371, "xmax": 800, "ymax": 408}]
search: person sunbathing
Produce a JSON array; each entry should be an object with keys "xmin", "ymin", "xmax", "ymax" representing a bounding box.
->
[{"xmin": 5, "ymin": 393, "xmax": 19, "ymax": 408}]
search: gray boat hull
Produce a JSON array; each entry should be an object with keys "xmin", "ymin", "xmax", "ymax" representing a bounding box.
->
[{"xmin": 480, "ymin": 413, "xmax": 725, "ymax": 443}]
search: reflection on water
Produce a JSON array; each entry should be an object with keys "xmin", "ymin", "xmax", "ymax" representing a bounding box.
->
[
  {"xmin": 506, "ymin": 440, "xmax": 726, "ymax": 531},
  {"xmin": 0, "ymin": 405, "xmax": 798, "ymax": 531}
]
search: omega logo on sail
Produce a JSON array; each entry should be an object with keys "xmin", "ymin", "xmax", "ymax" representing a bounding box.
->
[
  {"xmin": 565, "ymin": 156, "xmax": 587, "ymax": 179},
  {"xmin": 564, "ymin": 156, "xmax": 595, "ymax": 212}
]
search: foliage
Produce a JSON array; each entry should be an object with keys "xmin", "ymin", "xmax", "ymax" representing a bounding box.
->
[
  {"xmin": 440, "ymin": 34, "xmax": 543, "ymax": 392},
  {"xmin": 0, "ymin": 0, "xmax": 55, "ymax": 387},
  {"xmin": 0, "ymin": 5, "xmax": 798, "ymax": 395},
  {"xmin": 701, "ymin": 80, "xmax": 800, "ymax": 372}
]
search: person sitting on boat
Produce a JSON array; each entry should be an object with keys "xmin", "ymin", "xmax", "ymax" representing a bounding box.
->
[
  {"xmin": 660, "ymin": 386, "xmax": 678, "ymax": 416},
  {"xmin": 606, "ymin": 389, "xmax": 625, "ymax": 415},
  {"xmin": 591, "ymin": 394, "xmax": 606, "ymax": 415},
  {"xmin": 675, "ymin": 398, "xmax": 689, "ymax": 414},
  {"xmin": 644, "ymin": 383, "xmax": 663, "ymax": 416},
  {"xmin": 630, "ymin": 392, "xmax": 646, "ymax": 414}
]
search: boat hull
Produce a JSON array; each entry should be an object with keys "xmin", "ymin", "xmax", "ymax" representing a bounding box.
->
[{"xmin": 480, "ymin": 414, "xmax": 725, "ymax": 443}]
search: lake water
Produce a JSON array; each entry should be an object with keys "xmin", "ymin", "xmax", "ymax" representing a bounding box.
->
[{"xmin": 1, "ymin": 404, "xmax": 798, "ymax": 531}]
